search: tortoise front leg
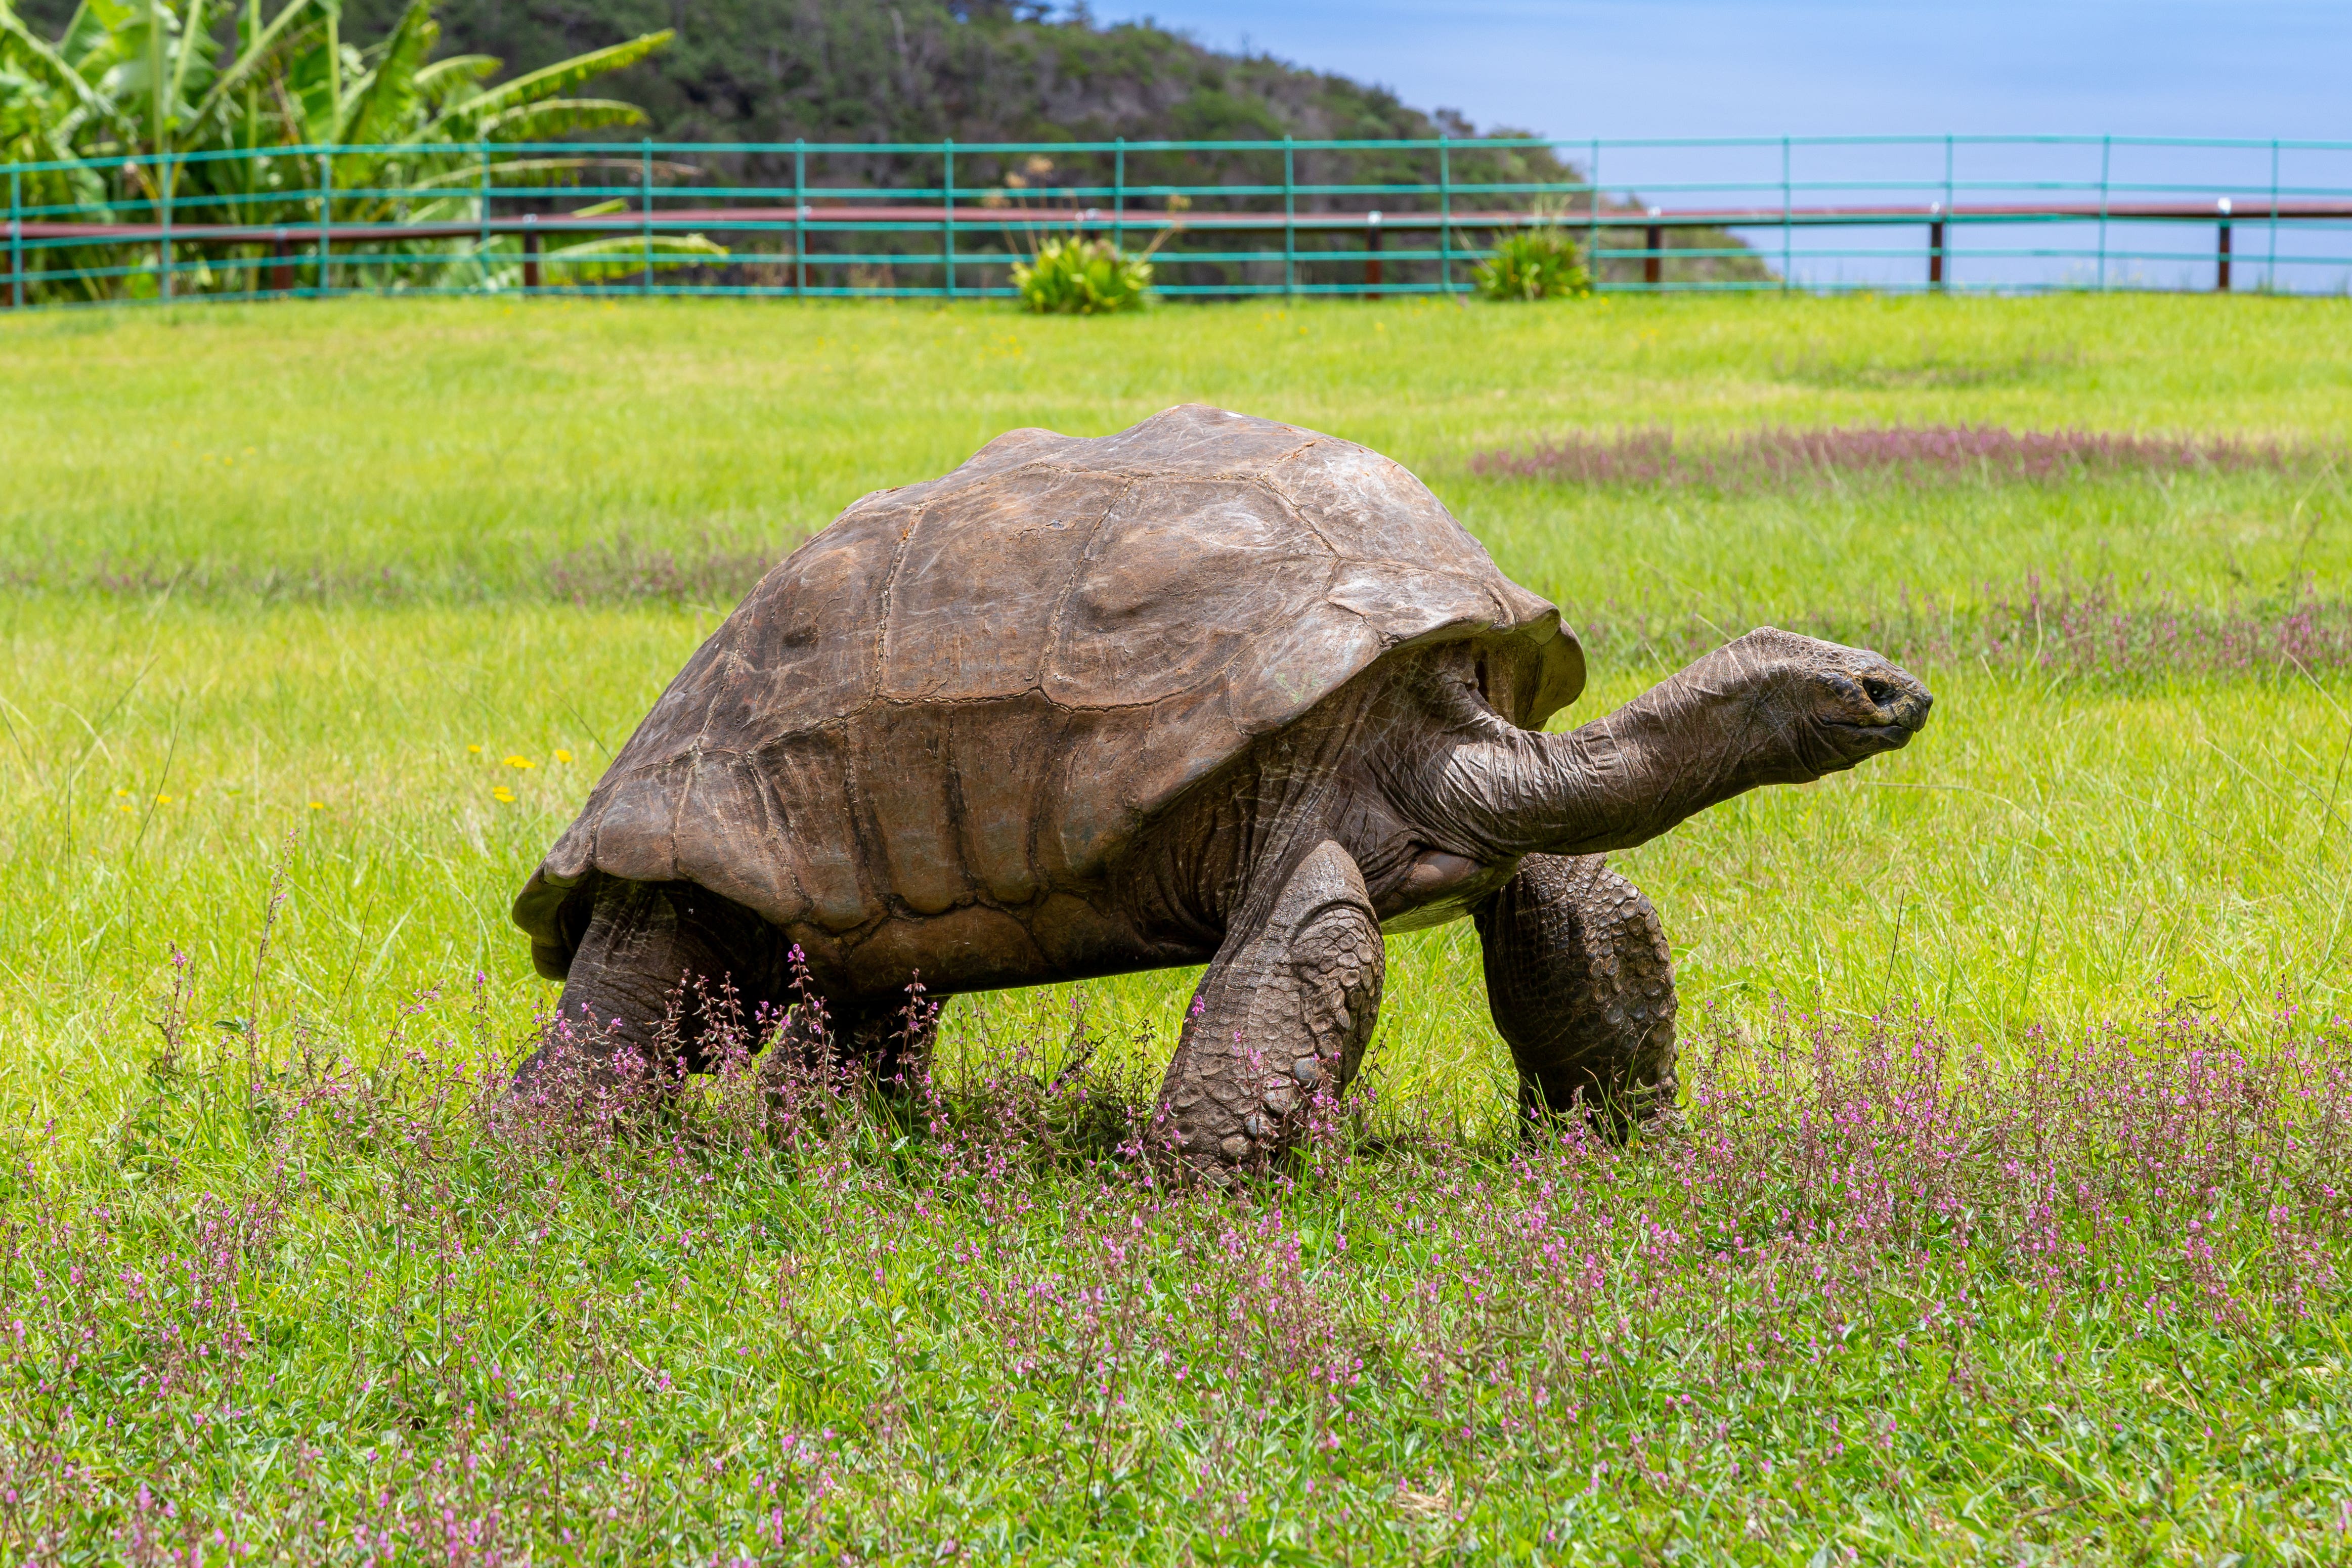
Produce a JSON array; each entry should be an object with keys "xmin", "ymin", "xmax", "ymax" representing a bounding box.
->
[
  {"xmin": 1472, "ymin": 853, "xmax": 1679, "ymax": 1137},
  {"xmin": 1159, "ymin": 839, "xmax": 1385, "ymax": 1174}
]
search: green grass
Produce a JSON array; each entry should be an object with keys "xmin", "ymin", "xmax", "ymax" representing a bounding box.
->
[
  {"xmin": 4, "ymin": 292, "xmax": 2347, "ymax": 599},
  {"xmin": 5, "ymin": 293, "xmax": 2352, "ymax": 1563},
  {"xmin": 7, "ymin": 601, "xmax": 2348, "ymax": 1134}
]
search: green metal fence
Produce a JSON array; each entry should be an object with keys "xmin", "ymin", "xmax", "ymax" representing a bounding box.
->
[{"xmin": 7, "ymin": 134, "xmax": 2352, "ymax": 307}]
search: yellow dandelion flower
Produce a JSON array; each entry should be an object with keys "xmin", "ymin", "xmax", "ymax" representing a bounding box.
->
[
  {"xmin": 155, "ymin": 794, "xmax": 174, "ymax": 805},
  {"xmin": 467, "ymin": 744, "xmax": 484, "ymax": 754},
  {"xmin": 118, "ymin": 802, "xmax": 134, "ymax": 814},
  {"xmin": 554, "ymin": 749, "xmax": 574, "ymax": 764},
  {"xmin": 503, "ymin": 755, "xmax": 533, "ymax": 770},
  {"xmin": 308, "ymin": 801, "xmax": 325, "ymax": 811},
  {"xmin": 113, "ymin": 787, "xmax": 128, "ymax": 797},
  {"xmin": 492, "ymin": 785, "xmax": 516, "ymax": 804}
]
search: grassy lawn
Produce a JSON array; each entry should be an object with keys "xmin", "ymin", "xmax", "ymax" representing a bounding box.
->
[{"xmin": 4, "ymin": 293, "xmax": 2352, "ymax": 1563}]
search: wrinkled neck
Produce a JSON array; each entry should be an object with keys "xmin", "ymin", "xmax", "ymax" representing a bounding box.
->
[{"xmin": 1423, "ymin": 655, "xmax": 1795, "ymax": 859}]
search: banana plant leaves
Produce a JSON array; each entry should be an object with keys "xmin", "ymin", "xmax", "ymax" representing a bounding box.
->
[{"xmin": 0, "ymin": 0, "xmax": 712, "ymax": 300}]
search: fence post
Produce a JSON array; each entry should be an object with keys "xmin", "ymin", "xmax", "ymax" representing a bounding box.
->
[
  {"xmin": 2097, "ymin": 135, "xmax": 2111, "ymax": 290},
  {"xmin": 2267, "ymin": 139, "xmax": 2280, "ymax": 289},
  {"xmin": 271, "ymin": 230, "xmax": 292, "ymax": 293},
  {"xmin": 943, "ymin": 139, "xmax": 956, "ymax": 298},
  {"xmin": 1438, "ymin": 134, "xmax": 1452, "ymax": 295},
  {"xmin": 1779, "ymin": 136, "xmax": 1791, "ymax": 291},
  {"xmin": 1928, "ymin": 214, "xmax": 1944, "ymax": 288},
  {"xmin": 1283, "ymin": 135, "xmax": 1295, "ymax": 298},
  {"xmin": 158, "ymin": 152, "xmax": 173, "ymax": 301},
  {"xmin": 522, "ymin": 215, "xmax": 540, "ymax": 291},
  {"xmin": 794, "ymin": 140, "xmax": 807, "ymax": 298},
  {"xmin": 7, "ymin": 168, "xmax": 20, "ymax": 309},
  {"xmin": 477, "ymin": 144, "xmax": 490, "ymax": 294},
  {"xmin": 641, "ymin": 138, "xmax": 654, "ymax": 297},
  {"xmin": 1114, "ymin": 137, "xmax": 1125, "ymax": 253},
  {"xmin": 315, "ymin": 152, "xmax": 332, "ymax": 297},
  {"xmin": 2216, "ymin": 197, "xmax": 2232, "ymax": 292},
  {"xmin": 1587, "ymin": 138, "xmax": 1600, "ymax": 293},
  {"xmin": 1365, "ymin": 210, "xmax": 1382, "ymax": 289},
  {"xmin": 1644, "ymin": 216, "xmax": 1661, "ymax": 287},
  {"xmin": 1942, "ymin": 133, "xmax": 1954, "ymax": 290}
]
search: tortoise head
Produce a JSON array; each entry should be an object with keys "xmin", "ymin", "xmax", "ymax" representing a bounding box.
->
[{"xmin": 1717, "ymin": 626, "xmax": 1934, "ymax": 780}]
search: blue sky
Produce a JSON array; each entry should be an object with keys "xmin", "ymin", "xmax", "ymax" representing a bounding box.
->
[
  {"xmin": 1083, "ymin": 1, "xmax": 2350, "ymax": 289},
  {"xmin": 1085, "ymin": 1, "xmax": 2347, "ymax": 142}
]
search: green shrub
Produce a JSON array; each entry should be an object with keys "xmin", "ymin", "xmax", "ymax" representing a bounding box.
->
[
  {"xmin": 1011, "ymin": 237, "xmax": 1153, "ymax": 314},
  {"xmin": 1474, "ymin": 229, "xmax": 1593, "ymax": 301}
]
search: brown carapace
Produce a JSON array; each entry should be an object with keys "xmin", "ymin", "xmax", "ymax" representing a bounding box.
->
[{"xmin": 512, "ymin": 405, "xmax": 1933, "ymax": 1172}]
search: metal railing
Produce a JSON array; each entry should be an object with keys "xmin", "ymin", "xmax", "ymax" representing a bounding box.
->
[{"xmin": 6, "ymin": 134, "xmax": 2351, "ymax": 307}]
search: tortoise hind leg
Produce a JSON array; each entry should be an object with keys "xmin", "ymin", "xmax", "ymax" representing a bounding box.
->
[
  {"xmin": 833, "ymin": 994, "xmax": 945, "ymax": 1089},
  {"xmin": 1159, "ymin": 839, "xmax": 1385, "ymax": 1174},
  {"xmin": 1471, "ymin": 853, "xmax": 1679, "ymax": 1138},
  {"xmin": 514, "ymin": 876, "xmax": 784, "ymax": 1096}
]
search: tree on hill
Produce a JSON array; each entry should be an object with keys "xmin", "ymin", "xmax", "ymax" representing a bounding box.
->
[
  {"xmin": 301, "ymin": 0, "xmax": 1764, "ymax": 283},
  {"xmin": 5, "ymin": 0, "xmax": 1764, "ymax": 287},
  {"xmin": 318, "ymin": 0, "xmax": 1513, "ymax": 151}
]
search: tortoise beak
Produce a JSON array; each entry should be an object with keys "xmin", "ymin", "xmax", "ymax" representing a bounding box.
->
[{"xmin": 1860, "ymin": 670, "xmax": 1933, "ymax": 734}]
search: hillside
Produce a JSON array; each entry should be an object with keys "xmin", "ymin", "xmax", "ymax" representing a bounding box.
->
[
  {"xmin": 6, "ymin": 0, "xmax": 1763, "ymax": 282},
  {"xmin": 368, "ymin": 0, "xmax": 1763, "ymax": 279},
  {"xmin": 343, "ymin": 0, "xmax": 1500, "ymax": 151}
]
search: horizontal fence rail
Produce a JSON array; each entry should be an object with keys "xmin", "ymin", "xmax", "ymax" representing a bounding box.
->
[{"xmin": 6, "ymin": 134, "xmax": 2351, "ymax": 308}]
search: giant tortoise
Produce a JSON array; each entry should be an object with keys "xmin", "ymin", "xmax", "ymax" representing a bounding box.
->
[{"xmin": 512, "ymin": 405, "xmax": 1932, "ymax": 1169}]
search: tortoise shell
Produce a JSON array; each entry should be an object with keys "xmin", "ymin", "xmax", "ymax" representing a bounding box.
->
[{"xmin": 514, "ymin": 404, "xmax": 1583, "ymax": 966}]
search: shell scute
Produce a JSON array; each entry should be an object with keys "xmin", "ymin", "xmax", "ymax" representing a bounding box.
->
[
  {"xmin": 1044, "ymin": 477, "xmax": 1331, "ymax": 710},
  {"xmin": 671, "ymin": 756, "xmax": 803, "ymax": 923},
  {"xmin": 852, "ymin": 703, "xmax": 968, "ymax": 917},
  {"xmin": 1262, "ymin": 442, "xmax": 1465, "ymax": 558},
  {"xmin": 1046, "ymin": 681, "xmax": 1246, "ymax": 878},
  {"xmin": 750, "ymin": 728, "xmax": 869, "ymax": 931},
  {"xmin": 880, "ymin": 467, "xmax": 1124, "ymax": 703},
  {"xmin": 565, "ymin": 764, "xmax": 681, "ymax": 887},
  {"xmin": 1220, "ymin": 614, "xmax": 1388, "ymax": 734},
  {"xmin": 949, "ymin": 700, "xmax": 1059, "ymax": 905},
  {"xmin": 1047, "ymin": 404, "xmax": 1309, "ymax": 481},
  {"xmin": 1325, "ymin": 562, "xmax": 1519, "ymax": 649},
  {"xmin": 705, "ymin": 508, "xmax": 897, "ymax": 729}
]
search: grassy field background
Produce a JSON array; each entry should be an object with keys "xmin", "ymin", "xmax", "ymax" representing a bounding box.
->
[
  {"xmin": 4, "ymin": 293, "xmax": 2348, "ymax": 1125},
  {"xmin": 5, "ymin": 293, "xmax": 2352, "ymax": 1563},
  {"xmin": 6, "ymin": 293, "xmax": 2349, "ymax": 599}
]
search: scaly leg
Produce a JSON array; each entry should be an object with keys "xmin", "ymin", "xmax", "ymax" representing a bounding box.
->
[
  {"xmin": 512, "ymin": 876, "xmax": 784, "ymax": 1095},
  {"xmin": 1472, "ymin": 853, "xmax": 1678, "ymax": 1135},
  {"xmin": 833, "ymin": 993, "xmax": 945, "ymax": 1089},
  {"xmin": 1158, "ymin": 839, "xmax": 1385, "ymax": 1173}
]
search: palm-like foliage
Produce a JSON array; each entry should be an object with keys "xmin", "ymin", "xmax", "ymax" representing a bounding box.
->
[
  {"xmin": 1, "ymin": 0, "xmax": 716, "ymax": 298},
  {"xmin": 1010, "ymin": 236, "xmax": 1153, "ymax": 315},
  {"xmin": 1472, "ymin": 228, "xmax": 1593, "ymax": 302}
]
